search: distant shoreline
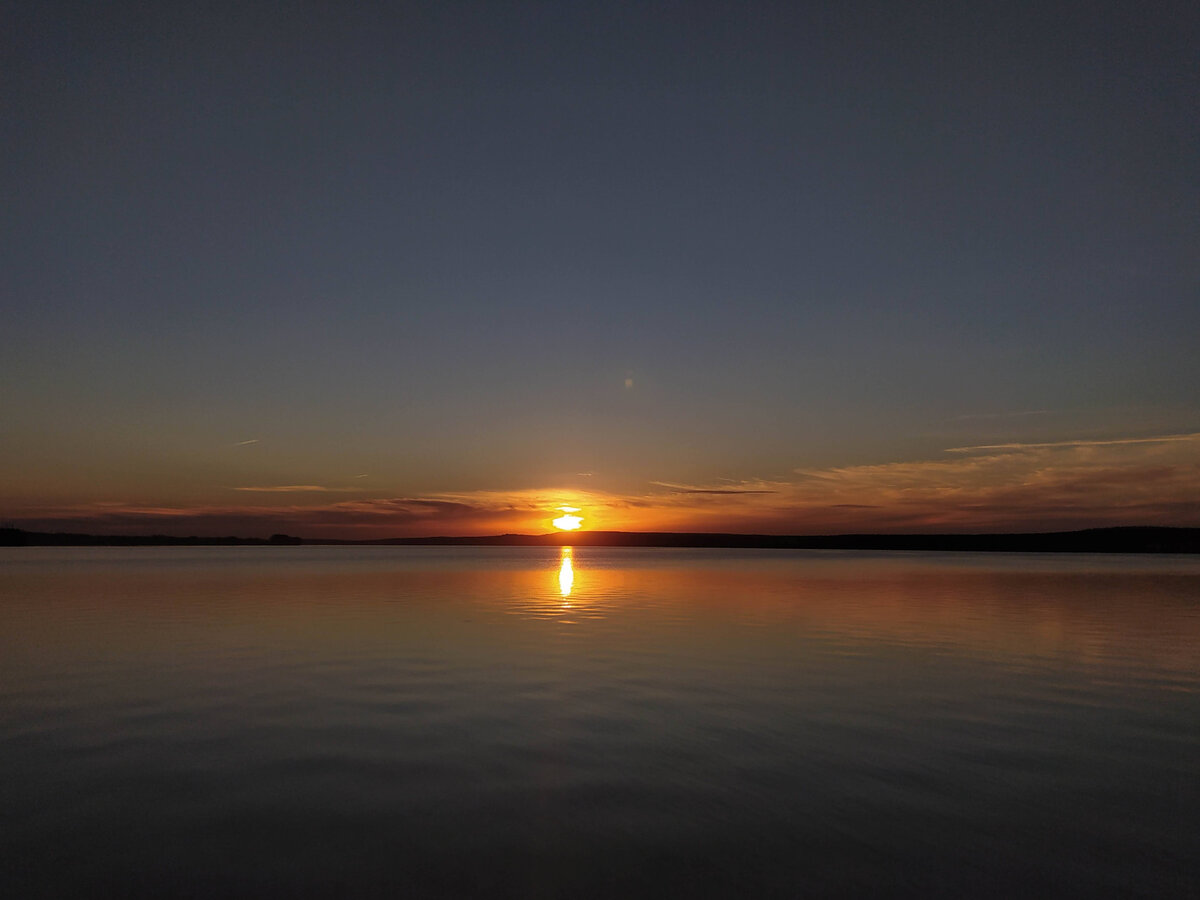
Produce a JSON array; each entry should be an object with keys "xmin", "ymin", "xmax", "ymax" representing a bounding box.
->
[{"xmin": 2, "ymin": 526, "xmax": 1198, "ymax": 554}]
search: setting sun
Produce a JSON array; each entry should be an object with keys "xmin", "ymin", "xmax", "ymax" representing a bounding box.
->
[{"xmin": 552, "ymin": 506, "xmax": 583, "ymax": 531}]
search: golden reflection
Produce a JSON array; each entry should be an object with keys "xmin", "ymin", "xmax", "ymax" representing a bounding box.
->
[{"xmin": 558, "ymin": 547, "xmax": 574, "ymax": 598}]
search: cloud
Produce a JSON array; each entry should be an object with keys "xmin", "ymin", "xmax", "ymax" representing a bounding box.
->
[
  {"xmin": 4, "ymin": 496, "xmax": 523, "ymax": 539},
  {"xmin": 234, "ymin": 439, "xmax": 259, "ymax": 446},
  {"xmin": 233, "ymin": 485, "xmax": 364, "ymax": 493},
  {"xmin": 780, "ymin": 431, "xmax": 1200, "ymax": 531},
  {"xmin": 955, "ymin": 410, "xmax": 1052, "ymax": 420},
  {"xmin": 946, "ymin": 433, "xmax": 1199, "ymax": 453},
  {"xmin": 649, "ymin": 480, "xmax": 779, "ymax": 494}
]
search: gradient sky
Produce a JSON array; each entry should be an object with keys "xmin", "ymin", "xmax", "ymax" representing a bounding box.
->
[{"xmin": 3, "ymin": 0, "xmax": 1198, "ymax": 537}]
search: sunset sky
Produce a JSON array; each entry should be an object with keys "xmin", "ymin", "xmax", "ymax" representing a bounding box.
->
[{"xmin": 4, "ymin": 1, "xmax": 1198, "ymax": 538}]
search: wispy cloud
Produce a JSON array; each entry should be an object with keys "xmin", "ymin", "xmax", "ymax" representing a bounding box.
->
[
  {"xmin": 650, "ymin": 480, "xmax": 779, "ymax": 494},
  {"xmin": 233, "ymin": 485, "xmax": 364, "ymax": 493},
  {"xmin": 781, "ymin": 431, "xmax": 1200, "ymax": 531},
  {"xmin": 234, "ymin": 439, "xmax": 259, "ymax": 446},
  {"xmin": 946, "ymin": 433, "xmax": 1199, "ymax": 453},
  {"xmin": 955, "ymin": 410, "xmax": 1052, "ymax": 421}
]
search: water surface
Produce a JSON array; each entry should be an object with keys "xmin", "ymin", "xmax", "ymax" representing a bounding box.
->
[{"xmin": 2, "ymin": 547, "xmax": 1198, "ymax": 897}]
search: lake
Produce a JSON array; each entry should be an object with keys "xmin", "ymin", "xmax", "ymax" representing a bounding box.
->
[{"xmin": 1, "ymin": 546, "xmax": 1197, "ymax": 897}]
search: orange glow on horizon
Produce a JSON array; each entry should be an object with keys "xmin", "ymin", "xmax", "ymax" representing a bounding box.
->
[{"xmin": 13, "ymin": 431, "xmax": 1200, "ymax": 540}]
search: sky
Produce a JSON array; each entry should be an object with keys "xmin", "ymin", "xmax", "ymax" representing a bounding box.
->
[{"xmin": 3, "ymin": 0, "xmax": 1198, "ymax": 538}]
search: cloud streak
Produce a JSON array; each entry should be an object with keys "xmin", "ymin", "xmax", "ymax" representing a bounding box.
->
[
  {"xmin": 955, "ymin": 410, "xmax": 1052, "ymax": 421},
  {"xmin": 650, "ymin": 481, "xmax": 778, "ymax": 495},
  {"xmin": 233, "ymin": 485, "xmax": 365, "ymax": 493},
  {"xmin": 946, "ymin": 433, "xmax": 1199, "ymax": 453}
]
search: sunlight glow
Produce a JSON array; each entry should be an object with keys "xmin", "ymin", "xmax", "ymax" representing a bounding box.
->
[
  {"xmin": 553, "ymin": 506, "xmax": 583, "ymax": 531},
  {"xmin": 558, "ymin": 547, "xmax": 574, "ymax": 597}
]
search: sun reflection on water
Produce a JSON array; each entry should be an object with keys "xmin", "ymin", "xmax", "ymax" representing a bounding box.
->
[{"xmin": 558, "ymin": 546, "xmax": 574, "ymax": 600}]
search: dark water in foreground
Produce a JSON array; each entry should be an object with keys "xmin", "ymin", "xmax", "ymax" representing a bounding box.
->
[{"xmin": 1, "ymin": 547, "xmax": 1197, "ymax": 898}]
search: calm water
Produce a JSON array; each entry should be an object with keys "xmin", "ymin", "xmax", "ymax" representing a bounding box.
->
[{"xmin": 1, "ymin": 547, "xmax": 1198, "ymax": 897}]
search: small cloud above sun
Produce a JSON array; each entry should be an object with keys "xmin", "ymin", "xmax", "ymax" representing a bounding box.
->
[{"xmin": 553, "ymin": 506, "xmax": 583, "ymax": 531}]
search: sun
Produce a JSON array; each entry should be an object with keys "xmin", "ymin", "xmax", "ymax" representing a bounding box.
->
[{"xmin": 552, "ymin": 506, "xmax": 583, "ymax": 531}]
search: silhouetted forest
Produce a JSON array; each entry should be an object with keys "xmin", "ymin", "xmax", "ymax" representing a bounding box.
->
[
  {"xmin": 3, "ymin": 527, "xmax": 1197, "ymax": 553},
  {"xmin": 0, "ymin": 529, "xmax": 302, "ymax": 547}
]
